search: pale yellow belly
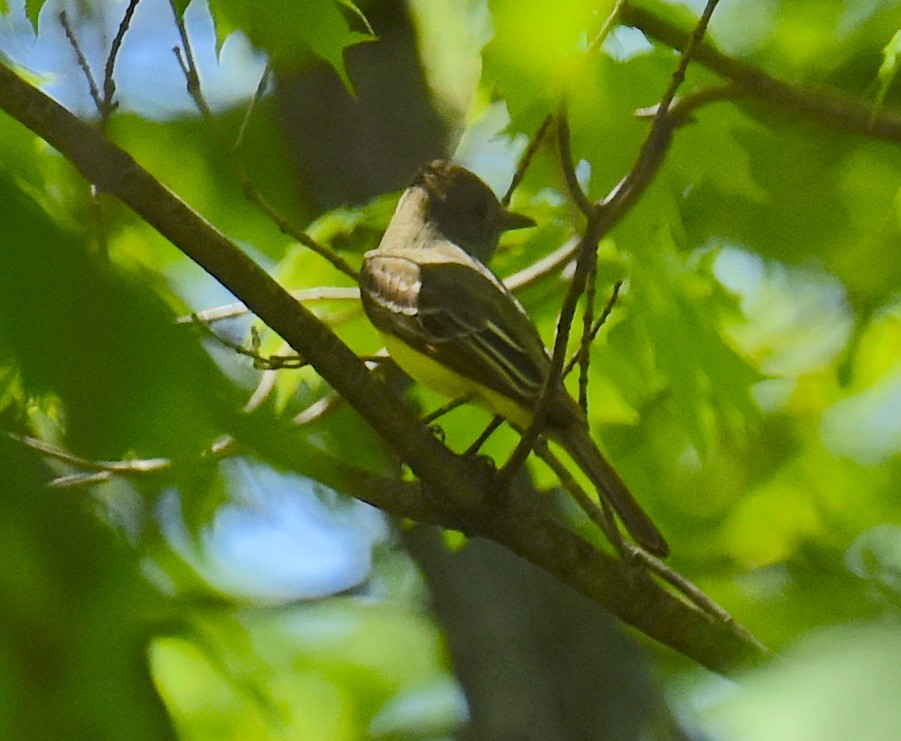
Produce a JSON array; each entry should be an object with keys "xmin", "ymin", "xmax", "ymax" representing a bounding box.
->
[{"xmin": 381, "ymin": 333, "xmax": 532, "ymax": 429}]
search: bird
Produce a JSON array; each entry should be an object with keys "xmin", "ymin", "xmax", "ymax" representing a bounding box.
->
[{"xmin": 359, "ymin": 160, "xmax": 669, "ymax": 557}]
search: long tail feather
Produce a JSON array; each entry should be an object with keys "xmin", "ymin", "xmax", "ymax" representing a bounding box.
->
[{"xmin": 553, "ymin": 422, "xmax": 669, "ymax": 557}]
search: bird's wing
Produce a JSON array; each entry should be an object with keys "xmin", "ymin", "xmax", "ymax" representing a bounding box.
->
[{"xmin": 361, "ymin": 247, "xmax": 549, "ymax": 408}]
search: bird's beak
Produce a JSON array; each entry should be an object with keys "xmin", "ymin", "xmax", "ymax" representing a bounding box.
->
[{"xmin": 499, "ymin": 208, "xmax": 536, "ymax": 232}]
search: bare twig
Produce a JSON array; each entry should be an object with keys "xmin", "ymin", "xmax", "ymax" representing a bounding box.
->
[
  {"xmin": 8, "ymin": 432, "xmax": 171, "ymax": 486},
  {"xmin": 638, "ymin": 83, "xmax": 744, "ymax": 123},
  {"xmin": 563, "ymin": 280, "xmax": 622, "ymax": 379},
  {"xmin": 533, "ymin": 436, "xmax": 759, "ymax": 637},
  {"xmin": 59, "ymin": 11, "xmax": 103, "ymax": 112},
  {"xmin": 421, "ymin": 396, "xmax": 469, "ymax": 425},
  {"xmin": 502, "ymin": 113, "xmax": 553, "ymax": 206},
  {"xmin": 533, "ymin": 438, "xmax": 626, "ymax": 556},
  {"xmin": 594, "ymin": 3, "xmax": 720, "ymax": 229},
  {"xmin": 243, "ymin": 188, "xmax": 359, "ymax": 280},
  {"xmin": 191, "ymin": 317, "xmax": 307, "ymax": 369},
  {"xmin": 465, "ymin": 416, "xmax": 505, "ymax": 457},
  {"xmin": 237, "ymin": 64, "xmax": 271, "ymax": 149},
  {"xmin": 557, "ymin": 110, "xmax": 593, "ymax": 217},
  {"xmin": 586, "ymin": 0, "xmax": 629, "ymax": 55},
  {"xmin": 554, "ymin": 0, "xmax": 628, "ymax": 215},
  {"xmin": 503, "ymin": 236, "xmax": 580, "ymax": 292},
  {"xmin": 179, "ymin": 286, "xmax": 361, "ymax": 324},
  {"xmin": 577, "ymin": 253, "xmax": 597, "ymax": 412},
  {"xmin": 292, "ymin": 395, "xmax": 343, "ymax": 425},
  {"xmin": 100, "ymin": 0, "xmax": 141, "ymax": 129},
  {"xmin": 630, "ymin": 546, "xmax": 764, "ymax": 650},
  {"xmin": 498, "ymin": 32, "xmax": 734, "ymax": 317}
]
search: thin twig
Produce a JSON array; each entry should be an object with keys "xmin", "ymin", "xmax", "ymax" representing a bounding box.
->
[
  {"xmin": 621, "ymin": 5, "xmax": 901, "ymax": 142},
  {"xmin": 100, "ymin": 0, "xmax": 140, "ymax": 129},
  {"xmin": 629, "ymin": 546, "xmax": 763, "ymax": 645},
  {"xmin": 237, "ymin": 64, "xmax": 271, "ymax": 149},
  {"xmin": 533, "ymin": 438, "xmax": 626, "ymax": 557},
  {"xmin": 637, "ymin": 83, "xmax": 743, "ymax": 123},
  {"xmin": 191, "ymin": 317, "xmax": 307, "ymax": 369},
  {"xmin": 465, "ymin": 416, "xmax": 505, "ymax": 457},
  {"xmin": 553, "ymin": 0, "xmax": 627, "ymax": 217},
  {"xmin": 496, "ymin": 169, "xmax": 598, "ymax": 488},
  {"xmin": 178, "ymin": 286, "xmax": 362, "ymax": 324},
  {"xmin": 504, "ymin": 236, "xmax": 580, "ymax": 292},
  {"xmin": 563, "ymin": 280, "xmax": 621, "ymax": 379},
  {"xmin": 502, "ymin": 113, "xmax": 553, "ymax": 206},
  {"xmin": 243, "ymin": 188, "xmax": 360, "ymax": 280},
  {"xmin": 167, "ymin": 1, "xmax": 358, "ymax": 280},
  {"xmin": 59, "ymin": 11, "xmax": 103, "ymax": 112},
  {"xmin": 9, "ymin": 432, "xmax": 171, "ymax": 479},
  {"xmin": 557, "ymin": 108, "xmax": 592, "ymax": 216},
  {"xmin": 292, "ymin": 395, "xmax": 343, "ymax": 425},
  {"xmin": 586, "ymin": 0, "xmax": 629, "ymax": 55},
  {"xmin": 421, "ymin": 396, "xmax": 469, "ymax": 425},
  {"xmin": 533, "ymin": 436, "xmax": 758, "ymax": 633},
  {"xmin": 577, "ymin": 254, "xmax": 597, "ymax": 412},
  {"xmin": 595, "ymin": 2, "xmax": 721, "ymax": 227}
]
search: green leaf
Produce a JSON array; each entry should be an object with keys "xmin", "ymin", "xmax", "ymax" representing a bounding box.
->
[
  {"xmin": 702, "ymin": 622, "xmax": 901, "ymax": 741},
  {"xmin": 169, "ymin": 0, "xmax": 191, "ymax": 21},
  {"xmin": 209, "ymin": 0, "xmax": 374, "ymax": 90},
  {"xmin": 629, "ymin": 251, "xmax": 760, "ymax": 457},
  {"xmin": 0, "ymin": 173, "xmax": 232, "ymax": 459},
  {"xmin": 0, "ymin": 437, "xmax": 176, "ymax": 739},
  {"xmin": 483, "ymin": 0, "xmax": 616, "ymax": 131},
  {"xmin": 107, "ymin": 104, "xmax": 305, "ymax": 260},
  {"xmin": 680, "ymin": 119, "xmax": 901, "ymax": 309},
  {"xmin": 874, "ymin": 29, "xmax": 901, "ymax": 110},
  {"xmin": 25, "ymin": 0, "xmax": 43, "ymax": 29}
]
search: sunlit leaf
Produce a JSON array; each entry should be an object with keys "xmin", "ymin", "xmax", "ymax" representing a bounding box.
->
[
  {"xmin": 209, "ymin": 0, "xmax": 374, "ymax": 90},
  {"xmin": 874, "ymin": 30, "xmax": 901, "ymax": 109},
  {"xmin": 25, "ymin": 0, "xmax": 42, "ymax": 29}
]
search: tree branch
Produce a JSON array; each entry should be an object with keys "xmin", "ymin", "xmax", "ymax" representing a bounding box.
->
[
  {"xmin": 621, "ymin": 3, "xmax": 901, "ymax": 141},
  {"xmin": 0, "ymin": 61, "xmax": 763, "ymax": 673}
]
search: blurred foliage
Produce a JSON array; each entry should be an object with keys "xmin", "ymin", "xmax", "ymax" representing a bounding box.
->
[
  {"xmin": 207, "ymin": 0, "xmax": 373, "ymax": 89},
  {"xmin": 1, "ymin": 0, "xmax": 901, "ymax": 738}
]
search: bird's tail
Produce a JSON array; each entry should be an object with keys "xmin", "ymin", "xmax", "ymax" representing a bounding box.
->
[{"xmin": 552, "ymin": 422, "xmax": 669, "ymax": 557}]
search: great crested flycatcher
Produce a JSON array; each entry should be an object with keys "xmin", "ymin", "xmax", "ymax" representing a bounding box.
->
[{"xmin": 360, "ymin": 160, "xmax": 669, "ymax": 557}]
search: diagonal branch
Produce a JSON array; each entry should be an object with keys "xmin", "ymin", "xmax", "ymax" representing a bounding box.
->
[
  {"xmin": 621, "ymin": 3, "xmax": 901, "ymax": 141},
  {"xmin": 0, "ymin": 60, "xmax": 765, "ymax": 673}
]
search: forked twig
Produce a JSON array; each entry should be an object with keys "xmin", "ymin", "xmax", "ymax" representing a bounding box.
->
[
  {"xmin": 533, "ymin": 437, "xmax": 758, "ymax": 636},
  {"xmin": 101, "ymin": 0, "xmax": 141, "ymax": 128},
  {"xmin": 59, "ymin": 11, "xmax": 102, "ymax": 112},
  {"xmin": 563, "ymin": 280, "xmax": 622, "ymax": 379},
  {"xmin": 533, "ymin": 439, "xmax": 626, "ymax": 557},
  {"xmin": 500, "ymin": 0, "xmax": 722, "ymax": 492}
]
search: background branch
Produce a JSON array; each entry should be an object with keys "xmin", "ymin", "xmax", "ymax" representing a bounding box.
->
[{"xmin": 622, "ymin": 3, "xmax": 901, "ymax": 141}]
